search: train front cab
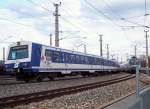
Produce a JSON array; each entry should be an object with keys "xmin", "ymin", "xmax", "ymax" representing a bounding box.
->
[{"xmin": 5, "ymin": 41, "xmax": 34, "ymax": 81}]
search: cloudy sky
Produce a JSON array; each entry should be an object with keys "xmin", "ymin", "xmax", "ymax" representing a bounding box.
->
[{"xmin": 0, "ymin": 0, "xmax": 150, "ymax": 61}]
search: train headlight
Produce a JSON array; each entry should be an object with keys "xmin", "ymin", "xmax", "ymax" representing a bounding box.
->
[{"xmin": 14, "ymin": 62, "xmax": 19, "ymax": 68}]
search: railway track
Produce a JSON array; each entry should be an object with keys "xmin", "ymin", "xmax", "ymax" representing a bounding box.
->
[
  {"xmin": 0, "ymin": 76, "xmax": 83, "ymax": 85},
  {"xmin": 0, "ymin": 74, "xmax": 135, "ymax": 108},
  {"xmin": 0, "ymin": 73, "xmax": 127, "ymax": 86}
]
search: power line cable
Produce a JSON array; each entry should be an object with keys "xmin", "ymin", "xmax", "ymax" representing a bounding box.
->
[
  {"xmin": 27, "ymin": 0, "xmax": 92, "ymax": 35},
  {"xmin": 47, "ymin": 0, "xmax": 91, "ymax": 35},
  {"xmin": 1, "ymin": 36, "xmax": 13, "ymax": 42},
  {"xmin": 121, "ymin": 18, "xmax": 146, "ymax": 27},
  {"xmin": 60, "ymin": 16, "xmax": 90, "ymax": 35},
  {"xmin": 84, "ymin": 0, "xmax": 134, "ymax": 43},
  {"xmin": 84, "ymin": 0, "xmax": 121, "ymax": 27},
  {"xmin": 144, "ymin": 0, "xmax": 148, "ymax": 27},
  {"xmin": 26, "ymin": 0, "xmax": 52, "ymax": 12},
  {"xmin": 0, "ymin": 17, "xmax": 56, "ymax": 34},
  {"xmin": 102, "ymin": 0, "xmax": 121, "ymax": 19},
  {"xmin": 101, "ymin": 0, "xmax": 149, "ymax": 28},
  {"xmin": 145, "ymin": 0, "xmax": 147, "ymax": 15},
  {"xmin": 47, "ymin": 0, "xmax": 53, "ymax": 4},
  {"xmin": 122, "ymin": 14, "xmax": 147, "ymax": 19},
  {"xmin": 0, "ymin": 17, "xmax": 32, "ymax": 27}
]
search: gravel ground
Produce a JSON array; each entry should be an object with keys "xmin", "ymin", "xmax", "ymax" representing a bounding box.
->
[
  {"xmin": 5, "ymin": 78, "xmax": 146, "ymax": 109},
  {"xmin": 0, "ymin": 73, "xmax": 128, "ymax": 98},
  {"xmin": 4, "ymin": 73, "xmax": 149, "ymax": 109}
]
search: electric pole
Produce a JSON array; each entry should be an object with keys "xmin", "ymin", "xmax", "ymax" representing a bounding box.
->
[
  {"xmin": 84, "ymin": 44, "xmax": 86, "ymax": 54},
  {"xmin": 134, "ymin": 45, "xmax": 137, "ymax": 57},
  {"xmin": 111, "ymin": 54, "xmax": 114, "ymax": 60},
  {"xmin": 106, "ymin": 44, "xmax": 109, "ymax": 59},
  {"xmin": 50, "ymin": 34, "xmax": 52, "ymax": 46},
  {"xmin": 53, "ymin": 2, "xmax": 61, "ymax": 47},
  {"xmin": 145, "ymin": 30, "xmax": 149, "ymax": 75},
  {"xmin": 99, "ymin": 34, "xmax": 103, "ymax": 57},
  {"xmin": 117, "ymin": 56, "xmax": 119, "ymax": 62},
  {"xmin": 121, "ymin": 57, "xmax": 123, "ymax": 63},
  {"xmin": 3, "ymin": 47, "xmax": 5, "ymax": 62}
]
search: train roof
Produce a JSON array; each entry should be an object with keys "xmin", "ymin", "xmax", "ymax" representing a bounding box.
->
[{"xmin": 9, "ymin": 41, "xmax": 117, "ymax": 63}]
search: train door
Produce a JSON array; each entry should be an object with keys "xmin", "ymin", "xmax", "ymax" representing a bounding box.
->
[{"xmin": 40, "ymin": 47, "xmax": 52, "ymax": 68}]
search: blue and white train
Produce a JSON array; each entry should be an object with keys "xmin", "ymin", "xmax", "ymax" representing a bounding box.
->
[{"xmin": 5, "ymin": 41, "xmax": 121, "ymax": 82}]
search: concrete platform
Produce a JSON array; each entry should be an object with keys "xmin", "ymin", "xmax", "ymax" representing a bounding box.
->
[{"xmin": 104, "ymin": 94, "xmax": 141, "ymax": 109}]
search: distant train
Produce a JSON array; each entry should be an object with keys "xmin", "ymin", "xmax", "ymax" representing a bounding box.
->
[
  {"xmin": 121, "ymin": 56, "xmax": 139, "ymax": 73},
  {"xmin": 5, "ymin": 41, "xmax": 121, "ymax": 82}
]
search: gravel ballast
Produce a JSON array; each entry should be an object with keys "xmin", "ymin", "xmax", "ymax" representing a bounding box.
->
[
  {"xmin": 5, "ymin": 77, "xmax": 147, "ymax": 109},
  {"xmin": 0, "ymin": 73, "xmax": 128, "ymax": 98}
]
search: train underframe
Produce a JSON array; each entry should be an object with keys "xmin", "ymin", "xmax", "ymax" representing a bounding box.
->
[{"xmin": 13, "ymin": 67, "xmax": 122, "ymax": 82}]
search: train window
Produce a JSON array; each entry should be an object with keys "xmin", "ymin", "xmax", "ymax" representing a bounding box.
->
[
  {"xmin": 96, "ymin": 58, "xmax": 99, "ymax": 65},
  {"xmin": 93, "ymin": 58, "xmax": 95, "ymax": 65},
  {"xmin": 61, "ymin": 52, "xmax": 65, "ymax": 63},
  {"xmin": 105, "ymin": 60, "xmax": 108, "ymax": 66},
  {"xmin": 81, "ymin": 55, "xmax": 85, "ymax": 64},
  {"xmin": 70, "ymin": 54, "xmax": 75, "ymax": 63},
  {"xmin": 67, "ymin": 53, "xmax": 71, "ymax": 63},
  {"xmin": 64, "ymin": 53, "xmax": 68, "ymax": 63},
  {"xmin": 85, "ymin": 56, "xmax": 88, "ymax": 64},
  {"xmin": 64, "ymin": 53, "xmax": 71, "ymax": 63},
  {"xmin": 94, "ymin": 57, "xmax": 97, "ymax": 65},
  {"xmin": 96, "ymin": 58, "xmax": 98, "ymax": 65},
  {"xmin": 99, "ymin": 59, "xmax": 102, "ymax": 65},
  {"xmin": 89, "ymin": 57, "xmax": 92, "ymax": 65},
  {"xmin": 45, "ymin": 50, "xmax": 52, "ymax": 62},
  {"xmin": 103, "ymin": 60, "xmax": 106, "ymax": 65},
  {"xmin": 76, "ymin": 55, "xmax": 80, "ymax": 64},
  {"xmin": 53, "ymin": 51, "xmax": 60, "ymax": 63},
  {"xmin": 45, "ymin": 50, "xmax": 52, "ymax": 57},
  {"xmin": 8, "ymin": 45, "xmax": 28, "ymax": 60}
]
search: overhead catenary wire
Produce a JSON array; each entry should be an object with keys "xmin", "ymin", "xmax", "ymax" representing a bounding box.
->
[
  {"xmin": 145, "ymin": 0, "xmax": 147, "ymax": 15},
  {"xmin": 26, "ymin": 0, "xmax": 92, "ymax": 36},
  {"xmin": 84, "ymin": 0, "xmax": 121, "ymax": 27},
  {"xmin": 0, "ymin": 36, "xmax": 13, "ymax": 42},
  {"xmin": 121, "ymin": 18, "xmax": 147, "ymax": 27},
  {"xmin": 47, "ymin": 0, "xmax": 53, "ymax": 4},
  {"xmin": 101, "ymin": 0, "xmax": 149, "ymax": 28},
  {"xmin": 144, "ymin": 0, "xmax": 148, "ymax": 27},
  {"xmin": 83, "ymin": 0, "xmax": 139, "ymax": 43},
  {"xmin": 122, "ymin": 14, "xmax": 147, "ymax": 20},
  {"xmin": 47, "ymin": 0, "xmax": 92, "ymax": 35},
  {"xmin": 26, "ymin": 0, "xmax": 52, "ymax": 12},
  {"xmin": 0, "ymin": 17, "xmax": 33, "ymax": 27},
  {"xmin": 102, "ymin": 0, "xmax": 121, "ymax": 18},
  {"xmin": 60, "ymin": 17, "xmax": 90, "ymax": 35},
  {"xmin": 0, "ymin": 17, "xmax": 56, "ymax": 33}
]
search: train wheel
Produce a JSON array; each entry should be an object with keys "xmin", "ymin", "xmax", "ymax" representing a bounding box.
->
[
  {"xmin": 48, "ymin": 76, "xmax": 54, "ymax": 80},
  {"xmin": 37, "ymin": 77, "xmax": 43, "ymax": 82},
  {"xmin": 24, "ymin": 78, "xmax": 30, "ymax": 83}
]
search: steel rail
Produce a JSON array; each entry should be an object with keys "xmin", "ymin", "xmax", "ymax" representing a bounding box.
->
[{"xmin": 0, "ymin": 74, "xmax": 135, "ymax": 108}]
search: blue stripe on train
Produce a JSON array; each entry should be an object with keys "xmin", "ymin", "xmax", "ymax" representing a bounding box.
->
[{"xmin": 30, "ymin": 67, "xmax": 117, "ymax": 71}]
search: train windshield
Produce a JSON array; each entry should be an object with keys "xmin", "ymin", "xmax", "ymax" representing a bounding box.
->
[{"xmin": 8, "ymin": 45, "xmax": 28, "ymax": 60}]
